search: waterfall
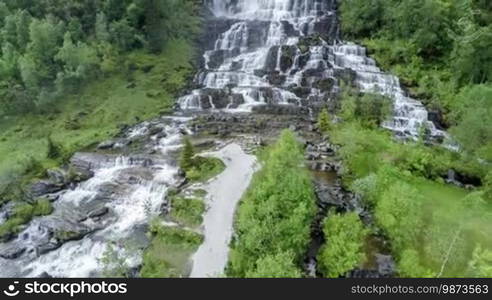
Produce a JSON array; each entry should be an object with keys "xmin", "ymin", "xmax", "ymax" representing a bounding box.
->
[
  {"xmin": 0, "ymin": 0, "xmax": 450, "ymax": 278},
  {"xmin": 181, "ymin": 0, "xmax": 446, "ymax": 140}
]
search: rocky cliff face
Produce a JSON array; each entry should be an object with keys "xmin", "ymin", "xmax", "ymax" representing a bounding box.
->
[
  {"xmin": 180, "ymin": 0, "xmax": 341, "ymax": 112},
  {"xmin": 181, "ymin": 0, "xmax": 447, "ymax": 141}
]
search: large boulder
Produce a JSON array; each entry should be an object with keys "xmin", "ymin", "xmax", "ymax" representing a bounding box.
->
[
  {"xmin": 0, "ymin": 243, "xmax": 26, "ymax": 259},
  {"xmin": 28, "ymin": 180, "xmax": 65, "ymax": 198}
]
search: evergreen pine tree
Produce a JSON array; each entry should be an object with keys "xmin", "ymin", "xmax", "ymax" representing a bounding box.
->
[
  {"xmin": 318, "ymin": 108, "xmax": 331, "ymax": 133},
  {"xmin": 180, "ymin": 137, "xmax": 195, "ymax": 171}
]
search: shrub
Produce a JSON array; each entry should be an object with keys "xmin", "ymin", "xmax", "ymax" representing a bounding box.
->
[
  {"xmin": 318, "ymin": 108, "xmax": 332, "ymax": 133},
  {"xmin": 169, "ymin": 196, "xmax": 205, "ymax": 228},
  {"xmin": 317, "ymin": 212, "xmax": 368, "ymax": 278},
  {"xmin": 245, "ymin": 251, "xmax": 302, "ymax": 278}
]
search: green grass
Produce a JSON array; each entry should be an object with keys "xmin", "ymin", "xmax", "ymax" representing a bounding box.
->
[
  {"xmin": 169, "ymin": 196, "xmax": 206, "ymax": 228},
  {"xmin": 141, "ymin": 187, "xmax": 208, "ymax": 277},
  {"xmin": 330, "ymin": 122, "xmax": 480, "ymax": 183},
  {"xmin": 140, "ymin": 222, "xmax": 203, "ymax": 278},
  {"xmin": 186, "ymin": 156, "xmax": 226, "ymax": 182},
  {"xmin": 0, "ymin": 39, "xmax": 195, "ymax": 183},
  {"xmin": 327, "ymin": 121, "xmax": 492, "ymax": 277},
  {"xmin": 0, "ymin": 198, "xmax": 53, "ymax": 241}
]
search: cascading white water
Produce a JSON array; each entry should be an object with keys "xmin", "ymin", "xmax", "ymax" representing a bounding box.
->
[
  {"xmin": 331, "ymin": 44, "xmax": 446, "ymax": 139},
  {"xmin": 179, "ymin": 0, "xmax": 339, "ymax": 111},
  {"xmin": 180, "ymin": 0, "xmax": 446, "ymax": 140},
  {"xmin": 0, "ymin": 118, "xmax": 190, "ymax": 277}
]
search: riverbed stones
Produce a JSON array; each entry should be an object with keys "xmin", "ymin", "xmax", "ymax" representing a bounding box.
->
[
  {"xmin": 28, "ymin": 180, "xmax": 65, "ymax": 199},
  {"xmin": 0, "ymin": 243, "xmax": 26, "ymax": 259},
  {"xmin": 97, "ymin": 140, "xmax": 115, "ymax": 150}
]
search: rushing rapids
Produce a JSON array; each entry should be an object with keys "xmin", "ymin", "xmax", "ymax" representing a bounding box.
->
[
  {"xmin": 180, "ymin": 0, "xmax": 446, "ymax": 140},
  {"xmin": 0, "ymin": 118, "xmax": 191, "ymax": 277}
]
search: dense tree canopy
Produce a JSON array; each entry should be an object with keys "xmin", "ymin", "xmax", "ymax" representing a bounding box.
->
[
  {"xmin": 228, "ymin": 130, "xmax": 316, "ymax": 277},
  {"xmin": 317, "ymin": 212, "xmax": 368, "ymax": 278}
]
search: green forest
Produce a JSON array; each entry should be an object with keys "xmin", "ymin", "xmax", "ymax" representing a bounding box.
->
[
  {"xmin": 0, "ymin": 0, "xmax": 200, "ymax": 190},
  {"xmin": 0, "ymin": 0, "xmax": 491, "ymax": 279}
]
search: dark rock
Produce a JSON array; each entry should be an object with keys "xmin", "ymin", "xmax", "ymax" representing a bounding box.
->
[
  {"xmin": 306, "ymin": 152, "xmax": 321, "ymax": 161},
  {"xmin": 290, "ymin": 86, "xmax": 312, "ymax": 98},
  {"xmin": 376, "ymin": 254, "xmax": 396, "ymax": 277},
  {"xmin": 251, "ymin": 104, "xmax": 309, "ymax": 115},
  {"xmin": 149, "ymin": 126, "xmax": 164, "ymax": 136},
  {"xmin": 97, "ymin": 140, "xmax": 115, "ymax": 150},
  {"xmin": 333, "ymin": 68, "xmax": 357, "ymax": 85},
  {"xmin": 37, "ymin": 272, "xmax": 53, "ymax": 278},
  {"xmin": 88, "ymin": 207, "xmax": 109, "ymax": 219},
  {"xmin": 266, "ymin": 72, "xmax": 286, "ymax": 86},
  {"xmin": 313, "ymin": 78, "xmax": 336, "ymax": 92},
  {"xmin": 29, "ymin": 181, "xmax": 64, "ymax": 198},
  {"xmin": 155, "ymin": 132, "xmax": 168, "ymax": 139},
  {"xmin": 279, "ymin": 45, "xmax": 297, "ymax": 72},
  {"xmin": 54, "ymin": 227, "xmax": 92, "ymax": 243},
  {"xmin": 37, "ymin": 241, "xmax": 62, "ymax": 255},
  {"xmin": 428, "ymin": 110, "xmax": 446, "ymax": 130},
  {"xmin": 46, "ymin": 169, "xmax": 68, "ymax": 185},
  {"xmin": 348, "ymin": 269, "xmax": 382, "ymax": 278},
  {"xmin": 70, "ymin": 153, "xmax": 109, "ymax": 179},
  {"xmin": 0, "ymin": 232, "xmax": 14, "ymax": 243}
]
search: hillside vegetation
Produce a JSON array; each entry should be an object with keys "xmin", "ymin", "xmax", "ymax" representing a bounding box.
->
[
  {"xmin": 0, "ymin": 0, "xmax": 201, "ymax": 194},
  {"xmin": 0, "ymin": 0, "xmax": 201, "ymax": 240},
  {"xmin": 340, "ymin": 0, "xmax": 492, "ymax": 162},
  {"xmin": 318, "ymin": 88, "xmax": 492, "ymax": 277},
  {"xmin": 332, "ymin": 1, "xmax": 492, "ymax": 276}
]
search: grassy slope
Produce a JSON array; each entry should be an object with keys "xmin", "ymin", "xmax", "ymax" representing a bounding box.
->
[
  {"xmin": 329, "ymin": 121, "xmax": 492, "ymax": 276},
  {"xmin": 0, "ymin": 39, "xmax": 195, "ymax": 180},
  {"xmin": 140, "ymin": 224, "xmax": 203, "ymax": 278}
]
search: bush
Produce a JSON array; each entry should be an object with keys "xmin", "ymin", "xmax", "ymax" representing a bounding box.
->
[
  {"xmin": 398, "ymin": 249, "xmax": 435, "ymax": 278},
  {"xmin": 245, "ymin": 251, "xmax": 302, "ymax": 278},
  {"xmin": 467, "ymin": 245, "xmax": 492, "ymax": 278},
  {"xmin": 33, "ymin": 198, "xmax": 53, "ymax": 216},
  {"xmin": 339, "ymin": 0, "xmax": 385, "ymax": 38},
  {"xmin": 179, "ymin": 137, "xmax": 226, "ymax": 182},
  {"xmin": 375, "ymin": 181, "xmax": 424, "ymax": 253},
  {"xmin": 317, "ymin": 212, "xmax": 368, "ymax": 278},
  {"xmin": 169, "ymin": 196, "xmax": 205, "ymax": 228},
  {"xmin": 339, "ymin": 88, "xmax": 392, "ymax": 128},
  {"xmin": 317, "ymin": 108, "xmax": 332, "ymax": 133},
  {"xmin": 0, "ymin": 198, "xmax": 53, "ymax": 240},
  {"xmin": 140, "ymin": 222, "xmax": 203, "ymax": 278},
  {"xmin": 450, "ymin": 84, "xmax": 492, "ymax": 157},
  {"xmin": 47, "ymin": 136, "xmax": 64, "ymax": 159}
]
